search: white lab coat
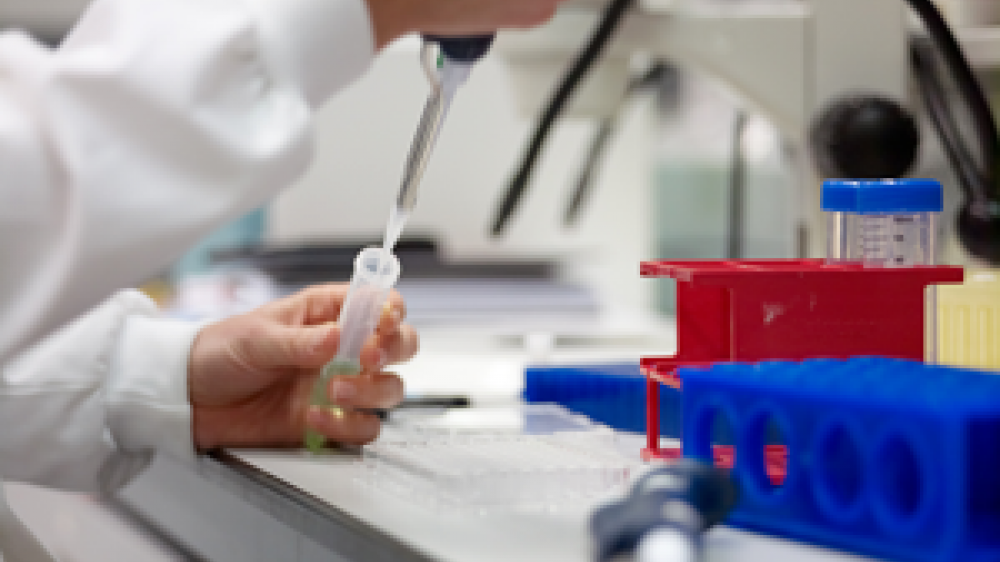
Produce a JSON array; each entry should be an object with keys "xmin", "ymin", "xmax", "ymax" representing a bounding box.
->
[{"xmin": 0, "ymin": 0, "xmax": 375, "ymax": 557}]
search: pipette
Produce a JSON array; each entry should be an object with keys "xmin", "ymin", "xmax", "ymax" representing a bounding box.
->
[
  {"xmin": 591, "ymin": 460, "xmax": 739, "ymax": 562},
  {"xmin": 306, "ymin": 37, "xmax": 492, "ymax": 452},
  {"xmin": 383, "ymin": 35, "xmax": 494, "ymax": 251},
  {"xmin": 305, "ymin": 247, "xmax": 401, "ymax": 452}
]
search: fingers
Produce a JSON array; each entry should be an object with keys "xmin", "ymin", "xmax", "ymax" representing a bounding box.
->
[
  {"xmin": 381, "ymin": 323, "xmax": 420, "ymax": 365},
  {"xmin": 266, "ymin": 284, "xmax": 407, "ymax": 331},
  {"xmin": 246, "ymin": 317, "xmax": 415, "ymax": 372},
  {"xmin": 265, "ymin": 284, "xmax": 349, "ymax": 325},
  {"xmin": 376, "ymin": 292, "xmax": 407, "ymax": 335},
  {"xmin": 249, "ymin": 285, "xmax": 409, "ymax": 371},
  {"xmin": 305, "ymin": 407, "xmax": 382, "ymax": 445},
  {"xmin": 327, "ymin": 371, "xmax": 405, "ymax": 410},
  {"xmin": 301, "ymin": 370, "xmax": 403, "ymax": 447},
  {"xmin": 241, "ymin": 321, "xmax": 341, "ymax": 369},
  {"xmin": 359, "ymin": 323, "xmax": 419, "ymax": 370}
]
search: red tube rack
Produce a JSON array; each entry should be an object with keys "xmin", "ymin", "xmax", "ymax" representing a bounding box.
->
[{"xmin": 640, "ymin": 259, "xmax": 963, "ymax": 462}]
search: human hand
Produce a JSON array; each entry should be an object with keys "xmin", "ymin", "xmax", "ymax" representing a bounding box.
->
[
  {"xmin": 187, "ymin": 284, "xmax": 418, "ymax": 452},
  {"xmin": 366, "ymin": 0, "xmax": 569, "ymax": 49}
]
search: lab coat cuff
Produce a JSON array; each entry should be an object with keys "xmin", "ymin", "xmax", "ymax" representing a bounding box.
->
[
  {"xmin": 247, "ymin": 0, "xmax": 376, "ymax": 107},
  {"xmin": 108, "ymin": 316, "xmax": 200, "ymax": 465}
]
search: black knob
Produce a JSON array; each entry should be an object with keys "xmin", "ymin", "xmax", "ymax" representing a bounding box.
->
[
  {"xmin": 810, "ymin": 95, "xmax": 921, "ymax": 179},
  {"xmin": 422, "ymin": 35, "xmax": 495, "ymax": 63},
  {"xmin": 957, "ymin": 200, "xmax": 1000, "ymax": 267}
]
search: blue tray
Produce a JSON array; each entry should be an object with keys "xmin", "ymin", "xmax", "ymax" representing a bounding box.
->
[{"xmin": 680, "ymin": 357, "xmax": 1000, "ymax": 562}]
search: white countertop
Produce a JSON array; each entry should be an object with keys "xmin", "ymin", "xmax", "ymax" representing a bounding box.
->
[
  {"xmin": 117, "ymin": 318, "xmax": 883, "ymax": 562},
  {"xmin": 227, "ymin": 447, "xmax": 876, "ymax": 562},
  {"xmin": 219, "ymin": 320, "xmax": 878, "ymax": 562}
]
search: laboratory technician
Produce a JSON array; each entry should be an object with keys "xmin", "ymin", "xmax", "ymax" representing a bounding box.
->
[{"xmin": 0, "ymin": 0, "xmax": 562, "ymax": 558}]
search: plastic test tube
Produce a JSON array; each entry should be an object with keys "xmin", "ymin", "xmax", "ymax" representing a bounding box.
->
[
  {"xmin": 822, "ymin": 179, "xmax": 942, "ymax": 267},
  {"xmin": 305, "ymin": 247, "xmax": 401, "ymax": 452},
  {"xmin": 821, "ymin": 178, "xmax": 943, "ymax": 361}
]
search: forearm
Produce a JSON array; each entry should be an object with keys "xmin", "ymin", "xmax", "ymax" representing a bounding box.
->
[{"xmin": 0, "ymin": 292, "xmax": 199, "ymax": 493}]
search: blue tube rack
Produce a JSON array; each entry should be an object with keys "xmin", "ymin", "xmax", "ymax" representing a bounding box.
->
[
  {"xmin": 524, "ymin": 363, "xmax": 681, "ymax": 438},
  {"xmin": 679, "ymin": 357, "xmax": 1000, "ymax": 562}
]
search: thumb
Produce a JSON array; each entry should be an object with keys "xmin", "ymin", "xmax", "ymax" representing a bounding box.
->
[{"xmin": 246, "ymin": 321, "xmax": 341, "ymax": 369}]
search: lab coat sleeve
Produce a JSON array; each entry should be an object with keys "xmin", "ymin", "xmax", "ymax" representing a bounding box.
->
[
  {"xmin": 0, "ymin": 0, "xmax": 376, "ymax": 361},
  {"xmin": 0, "ymin": 291, "xmax": 198, "ymax": 493}
]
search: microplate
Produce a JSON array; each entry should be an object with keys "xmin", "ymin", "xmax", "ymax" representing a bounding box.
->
[
  {"xmin": 384, "ymin": 403, "xmax": 602, "ymax": 437},
  {"xmin": 360, "ymin": 405, "xmax": 638, "ymax": 512}
]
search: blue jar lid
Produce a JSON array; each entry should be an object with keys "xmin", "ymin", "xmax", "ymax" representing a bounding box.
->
[{"xmin": 821, "ymin": 179, "xmax": 943, "ymax": 214}]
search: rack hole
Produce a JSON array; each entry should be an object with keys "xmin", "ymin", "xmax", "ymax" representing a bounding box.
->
[
  {"xmin": 710, "ymin": 411, "xmax": 737, "ymax": 471},
  {"xmin": 763, "ymin": 416, "xmax": 788, "ymax": 489},
  {"xmin": 747, "ymin": 412, "xmax": 788, "ymax": 493},
  {"xmin": 875, "ymin": 434, "xmax": 925, "ymax": 524},
  {"xmin": 816, "ymin": 424, "xmax": 863, "ymax": 513}
]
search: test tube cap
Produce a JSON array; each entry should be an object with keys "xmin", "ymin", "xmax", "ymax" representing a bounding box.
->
[
  {"xmin": 355, "ymin": 247, "xmax": 401, "ymax": 289},
  {"xmin": 822, "ymin": 179, "xmax": 943, "ymax": 214}
]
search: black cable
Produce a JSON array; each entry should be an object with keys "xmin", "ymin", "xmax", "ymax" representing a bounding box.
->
[
  {"xmin": 904, "ymin": 0, "xmax": 998, "ymax": 197},
  {"xmin": 490, "ymin": 0, "xmax": 636, "ymax": 236},
  {"xmin": 565, "ymin": 118, "xmax": 615, "ymax": 226},
  {"xmin": 911, "ymin": 41, "xmax": 986, "ymax": 198},
  {"xmin": 727, "ymin": 111, "xmax": 748, "ymax": 260},
  {"xmin": 564, "ymin": 63, "xmax": 669, "ymax": 226},
  {"xmin": 905, "ymin": 0, "xmax": 1000, "ymax": 265}
]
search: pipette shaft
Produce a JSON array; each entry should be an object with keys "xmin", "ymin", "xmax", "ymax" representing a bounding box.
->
[
  {"xmin": 306, "ymin": 37, "xmax": 492, "ymax": 451},
  {"xmin": 392, "ymin": 35, "xmax": 493, "ymax": 216}
]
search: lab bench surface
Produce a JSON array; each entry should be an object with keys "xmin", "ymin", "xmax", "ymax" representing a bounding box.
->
[
  {"xmin": 119, "ymin": 449, "xmax": 881, "ymax": 562},
  {"xmin": 117, "ymin": 324, "xmax": 880, "ymax": 562}
]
